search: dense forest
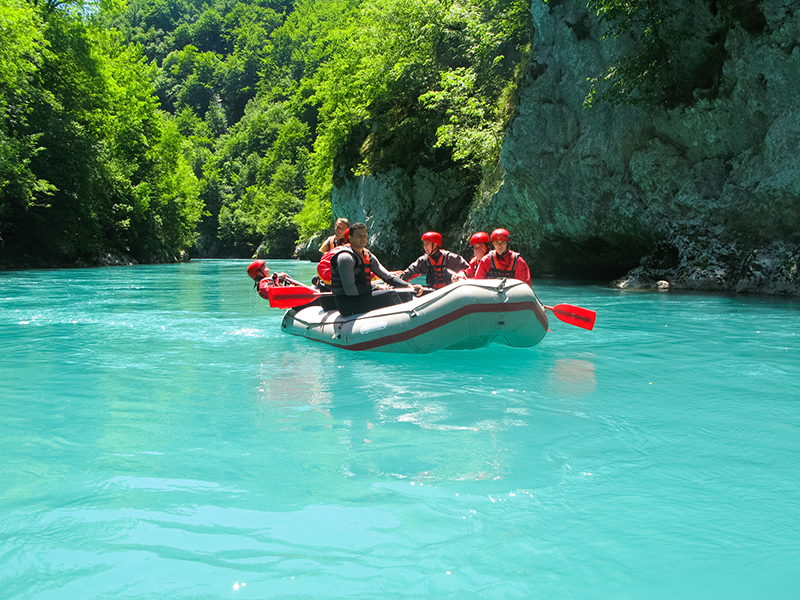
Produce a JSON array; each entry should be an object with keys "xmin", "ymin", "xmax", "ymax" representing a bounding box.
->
[{"xmin": 1, "ymin": 0, "xmax": 532, "ymax": 266}]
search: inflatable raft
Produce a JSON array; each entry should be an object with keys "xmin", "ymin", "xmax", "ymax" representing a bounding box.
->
[{"xmin": 280, "ymin": 278, "xmax": 548, "ymax": 353}]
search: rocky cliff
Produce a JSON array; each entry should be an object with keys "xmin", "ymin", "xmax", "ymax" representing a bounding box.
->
[{"xmin": 329, "ymin": 0, "xmax": 800, "ymax": 295}]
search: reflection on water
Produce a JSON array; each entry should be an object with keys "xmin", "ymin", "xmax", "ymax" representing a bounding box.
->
[
  {"xmin": 256, "ymin": 343, "xmax": 333, "ymax": 410},
  {"xmin": 246, "ymin": 337, "xmax": 603, "ymax": 486},
  {"xmin": 553, "ymin": 356, "xmax": 596, "ymax": 397}
]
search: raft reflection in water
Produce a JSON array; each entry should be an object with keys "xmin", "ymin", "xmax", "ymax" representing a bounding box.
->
[
  {"xmin": 252, "ymin": 344, "xmax": 541, "ymax": 483},
  {"xmin": 553, "ymin": 357, "xmax": 597, "ymax": 397}
]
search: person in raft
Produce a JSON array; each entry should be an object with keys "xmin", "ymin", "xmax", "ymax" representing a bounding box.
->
[
  {"xmin": 452, "ymin": 231, "xmax": 491, "ymax": 280},
  {"xmin": 318, "ymin": 217, "xmax": 350, "ymax": 253},
  {"xmin": 397, "ymin": 231, "xmax": 469, "ymax": 290},
  {"xmin": 330, "ymin": 222, "xmax": 422, "ymax": 316},
  {"xmin": 247, "ymin": 260, "xmax": 299, "ymax": 300},
  {"xmin": 474, "ymin": 228, "xmax": 532, "ymax": 286}
]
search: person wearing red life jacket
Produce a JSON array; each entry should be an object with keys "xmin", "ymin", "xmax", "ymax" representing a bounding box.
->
[
  {"xmin": 314, "ymin": 245, "xmax": 339, "ymax": 291},
  {"xmin": 318, "ymin": 218, "xmax": 350, "ymax": 253},
  {"xmin": 474, "ymin": 228, "xmax": 532, "ymax": 287},
  {"xmin": 453, "ymin": 231, "xmax": 491, "ymax": 280},
  {"xmin": 330, "ymin": 222, "xmax": 422, "ymax": 316},
  {"xmin": 246, "ymin": 260, "xmax": 301, "ymax": 300},
  {"xmin": 398, "ymin": 231, "xmax": 469, "ymax": 289}
]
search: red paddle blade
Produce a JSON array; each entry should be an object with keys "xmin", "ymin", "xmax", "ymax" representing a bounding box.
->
[
  {"xmin": 545, "ymin": 304, "xmax": 596, "ymax": 330},
  {"xmin": 267, "ymin": 286, "xmax": 321, "ymax": 308}
]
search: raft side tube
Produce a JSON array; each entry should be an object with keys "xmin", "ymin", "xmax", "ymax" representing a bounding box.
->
[{"xmin": 280, "ymin": 279, "xmax": 548, "ymax": 353}]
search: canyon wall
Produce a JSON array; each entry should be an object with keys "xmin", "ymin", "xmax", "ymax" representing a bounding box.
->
[{"xmin": 329, "ymin": 0, "xmax": 800, "ymax": 294}]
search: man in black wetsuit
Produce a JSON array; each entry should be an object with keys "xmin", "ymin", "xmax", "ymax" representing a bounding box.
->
[{"xmin": 330, "ymin": 223, "xmax": 422, "ymax": 316}]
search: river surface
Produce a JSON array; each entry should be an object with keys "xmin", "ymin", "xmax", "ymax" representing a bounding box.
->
[{"xmin": 1, "ymin": 259, "xmax": 799, "ymax": 599}]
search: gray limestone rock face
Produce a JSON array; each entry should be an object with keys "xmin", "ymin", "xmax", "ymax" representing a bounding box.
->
[
  {"xmin": 471, "ymin": 0, "xmax": 800, "ymax": 293},
  {"xmin": 324, "ymin": 0, "xmax": 800, "ymax": 294},
  {"xmin": 329, "ymin": 166, "xmax": 475, "ymax": 269}
]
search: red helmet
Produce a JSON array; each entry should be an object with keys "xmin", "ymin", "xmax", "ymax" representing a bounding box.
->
[
  {"xmin": 470, "ymin": 231, "xmax": 490, "ymax": 245},
  {"xmin": 491, "ymin": 228, "xmax": 510, "ymax": 242},
  {"xmin": 421, "ymin": 231, "xmax": 442, "ymax": 247},
  {"xmin": 247, "ymin": 259, "xmax": 268, "ymax": 280}
]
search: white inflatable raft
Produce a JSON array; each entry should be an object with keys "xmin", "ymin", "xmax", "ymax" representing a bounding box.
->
[{"xmin": 280, "ymin": 278, "xmax": 548, "ymax": 353}]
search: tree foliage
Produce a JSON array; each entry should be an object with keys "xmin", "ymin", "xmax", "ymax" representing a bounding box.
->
[
  {"xmin": 301, "ymin": 0, "xmax": 532, "ymax": 236},
  {"xmin": 2, "ymin": 0, "xmax": 533, "ymax": 263},
  {"xmin": 105, "ymin": 0, "xmax": 532, "ymax": 256},
  {"xmin": 0, "ymin": 0, "xmax": 202, "ymax": 265}
]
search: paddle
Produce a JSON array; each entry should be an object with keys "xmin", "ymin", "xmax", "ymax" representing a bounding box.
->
[
  {"xmin": 268, "ymin": 286, "xmax": 330, "ymax": 309},
  {"xmin": 274, "ymin": 273, "xmax": 305, "ymax": 287},
  {"xmin": 545, "ymin": 304, "xmax": 597, "ymax": 330}
]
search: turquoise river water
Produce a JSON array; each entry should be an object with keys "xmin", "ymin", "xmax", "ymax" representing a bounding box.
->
[{"xmin": 1, "ymin": 259, "xmax": 799, "ymax": 599}]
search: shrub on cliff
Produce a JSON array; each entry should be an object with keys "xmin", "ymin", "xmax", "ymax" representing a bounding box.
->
[{"xmin": 299, "ymin": 0, "xmax": 533, "ymax": 237}]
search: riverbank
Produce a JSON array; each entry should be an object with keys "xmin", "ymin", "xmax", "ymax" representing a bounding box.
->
[
  {"xmin": 0, "ymin": 251, "xmax": 192, "ymax": 272},
  {"xmin": 612, "ymin": 236, "xmax": 800, "ymax": 296}
]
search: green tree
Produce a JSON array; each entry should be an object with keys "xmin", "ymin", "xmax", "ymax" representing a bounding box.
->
[
  {"xmin": 1, "ymin": 0, "xmax": 204, "ymax": 264},
  {"xmin": 3, "ymin": 0, "xmax": 539, "ymax": 263},
  {"xmin": 300, "ymin": 0, "xmax": 531, "ymax": 235},
  {"xmin": 208, "ymin": 97, "xmax": 310, "ymax": 257},
  {"xmin": 0, "ymin": 0, "xmax": 54, "ymax": 249}
]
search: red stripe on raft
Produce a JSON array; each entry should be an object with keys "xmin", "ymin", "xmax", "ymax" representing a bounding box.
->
[{"xmin": 307, "ymin": 300, "xmax": 547, "ymax": 351}]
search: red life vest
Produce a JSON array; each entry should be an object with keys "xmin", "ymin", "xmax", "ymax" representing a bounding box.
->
[
  {"xmin": 426, "ymin": 251, "xmax": 451, "ymax": 289},
  {"xmin": 256, "ymin": 273, "xmax": 295, "ymax": 299},
  {"xmin": 321, "ymin": 234, "xmax": 348, "ymax": 254},
  {"xmin": 256, "ymin": 277, "xmax": 271, "ymax": 299},
  {"xmin": 319, "ymin": 245, "xmax": 376, "ymax": 286},
  {"xmin": 487, "ymin": 250, "xmax": 519, "ymax": 279},
  {"xmin": 463, "ymin": 256, "xmax": 479, "ymax": 279},
  {"xmin": 317, "ymin": 246, "xmax": 341, "ymax": 285}
]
